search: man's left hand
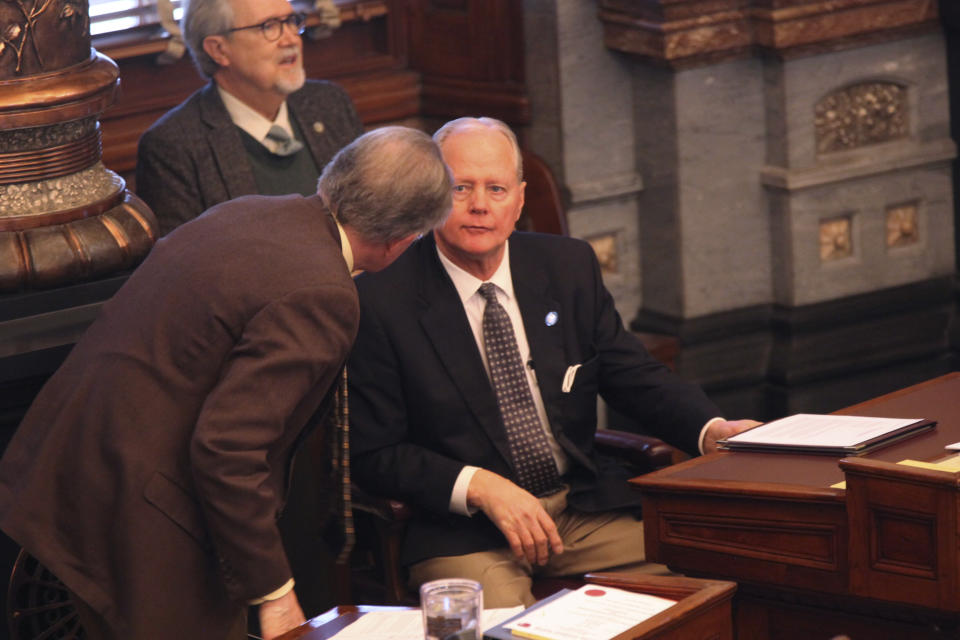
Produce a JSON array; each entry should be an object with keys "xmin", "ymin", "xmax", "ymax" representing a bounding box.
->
[
  {"xmin": 259, "ymin": 590, "xmax": 306, "ymax": 640},
  {"xmin": 703, "ymin": 419, "xmax": 762, "ymax": 453}
]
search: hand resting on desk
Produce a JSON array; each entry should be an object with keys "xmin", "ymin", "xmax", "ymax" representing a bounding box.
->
[
  {"xmin": 259, "ymin": 589, "xmax": 306, "ymax": 640},
  {"xmin": 702, "ymin": 419, "xmax": 763, "ymax": 453}
]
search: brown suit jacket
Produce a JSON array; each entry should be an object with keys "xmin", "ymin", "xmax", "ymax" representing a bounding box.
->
[{"xmin": 0, "ymin": 194, "xmax": 358, "ymax": 638}]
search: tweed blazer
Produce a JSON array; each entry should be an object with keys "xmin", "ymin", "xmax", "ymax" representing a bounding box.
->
[
  {"xmin": 348, "ymin": 232, "xmax": 721, "ymax": 566},
  {"xmin": 0, "ymin": 194, "xmax": 359, "ymax": 638},
  {"xmin": 136, "ymin": 80, "xmax": 363, "ymax": 236}
]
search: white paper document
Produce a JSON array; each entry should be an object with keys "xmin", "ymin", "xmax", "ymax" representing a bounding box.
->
[
  {"xmin": 329, "ymin": 607, "xmax": 523, "ymax": 640},
  {"xmin": 722, "ymin": 414, "xmax": 924, "ymax": 448},
  {"xmin": 503, "ymin": 584, "xmax": 675, "ymax": 640}
]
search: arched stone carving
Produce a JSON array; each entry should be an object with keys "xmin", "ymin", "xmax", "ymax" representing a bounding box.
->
[{"xmin": 814, "ymin": 82, "xmax": 909, "ymax": 155}]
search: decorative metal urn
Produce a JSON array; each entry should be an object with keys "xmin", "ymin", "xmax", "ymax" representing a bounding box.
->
[{"xmin": 0, "ymin": 0, "xmax": 157, "ymax": 292}]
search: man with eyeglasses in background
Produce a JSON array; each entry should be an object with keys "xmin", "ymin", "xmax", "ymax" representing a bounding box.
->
[{"xmin": 136, "ymin": 0, "xmax": 363, "ymax": 237}]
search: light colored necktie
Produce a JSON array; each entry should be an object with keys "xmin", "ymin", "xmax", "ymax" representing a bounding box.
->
[
  {"xmin": 264, "ymin": 124, "xmax": 304, "ymax": 157},
  {"xmin": 479, "ymin": 283, "xmax": 562, "ymax": 497}
]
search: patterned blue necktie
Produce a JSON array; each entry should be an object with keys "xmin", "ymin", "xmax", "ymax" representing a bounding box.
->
[
  {"xmin": 265, "ymin": 124, "xmax": 304, "ymax": 157},
  {"xmin": 479, "ymin": 283, "xmax": 561, "ymax": 497}
]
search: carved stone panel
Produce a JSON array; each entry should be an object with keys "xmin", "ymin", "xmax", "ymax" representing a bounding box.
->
[
  {"xmin": 587, "ymin": 232, "xmax": 618, "ymax": 275},
  {"xmin": 819, "ymin": 215, "xmax": 853, "ymax": 262},
  {"xmin": 886, "ymin": 202, "xmax": 919, "ymax": 248},
  {"xmin": 814, "ymin": 82, "xmax": 909, "ymax": 155}
]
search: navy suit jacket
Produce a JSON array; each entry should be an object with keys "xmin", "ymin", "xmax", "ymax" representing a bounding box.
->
[
  {"xmin": 349, "ymin": 232, "xmax": 721, "ymax": 566},
  {"xmin": 136, "ymin": 80, "xmax": 363, "ymax": 236}
]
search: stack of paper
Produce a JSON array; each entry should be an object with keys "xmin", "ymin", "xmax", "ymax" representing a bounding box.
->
[
  {"xmin": 717, "ymin": 414, "xmax": 935, "ymax": 455},
  {"xmin": 330, "ymin": 607, "xmax": 523, "ymax": 640},
  {"xmin": 484, "ymin": 585, "xmax": 676, "ymax": 640}
]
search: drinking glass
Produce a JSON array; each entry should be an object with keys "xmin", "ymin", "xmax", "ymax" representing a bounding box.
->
[{"xmin": 420, "ymin": 578, "xmax": 483, "ymax": 640}]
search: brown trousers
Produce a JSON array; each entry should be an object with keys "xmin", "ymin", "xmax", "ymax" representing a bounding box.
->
[{"xmin": 70, "ymin": 589, "xmax": 248, "ymax": 640}]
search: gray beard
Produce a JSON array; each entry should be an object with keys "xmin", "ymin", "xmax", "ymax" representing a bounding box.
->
[{"xmin": 276, "ymin": 64, "xmax": 306, "ymax": 95}]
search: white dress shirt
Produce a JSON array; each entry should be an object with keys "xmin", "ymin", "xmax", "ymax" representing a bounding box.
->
[
  {"xmin": 437, "ymin": 242, "xmax": 569, "ymax": 515},
  {"xmin": 436, "ymin": 241, "xmax": 721, "ymax": 517},
  {"xmin": 217, "ymin": 85, "xmax": 296, "ymax": 155}
]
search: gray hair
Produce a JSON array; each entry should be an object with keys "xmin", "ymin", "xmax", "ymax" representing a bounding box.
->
[
  {"xmin": 319, "ymin": 127, "xmax": 453, "ymax": 243},
  {"xmin": 433, "ymin": 117, "xmax": 524, "ymax": 183},
  {"xmin": 182, "ymin": 0, "xmax": 235, "ymax": 78}
]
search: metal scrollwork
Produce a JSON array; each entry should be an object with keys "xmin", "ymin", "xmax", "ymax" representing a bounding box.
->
[{"xmin": 814, "ymin": 82, "xmax": 908, "ymax": 154}]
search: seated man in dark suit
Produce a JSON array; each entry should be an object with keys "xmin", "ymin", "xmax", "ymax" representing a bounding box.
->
[
  {"xmin": 136, "ymin": 0, "xmax": 363, "ymax": 236},
  {"xmin": 348, "ymin": 117, "xmax": 759, "ymax": 607}
]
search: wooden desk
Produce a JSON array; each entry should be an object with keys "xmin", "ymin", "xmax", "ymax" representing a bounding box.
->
[
  {"xmin": 277, "ymin": 573, "xmax": 736, "ymax": 640},
  {"xmin": 634, "ymin": 372, "xmax": 960, "ymax": 639},
  {"xmin": 276, "ymin": 605, "xmax": 409, "ymax": 640}
]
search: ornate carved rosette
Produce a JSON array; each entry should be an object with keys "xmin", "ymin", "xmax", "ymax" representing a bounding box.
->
[{"xmin": 0, "ymin": 2, "xmax": 157, "ymax": 291}]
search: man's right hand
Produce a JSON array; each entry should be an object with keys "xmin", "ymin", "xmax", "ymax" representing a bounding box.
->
[{"xmin": 466, "ymin": 469, "xmax": 563, "ymax": 565}]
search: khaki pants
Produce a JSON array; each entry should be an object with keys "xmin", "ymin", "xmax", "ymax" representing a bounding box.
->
[{"xmin": 409, "ymin": 488, "xmax": 671, "ymax": 607}]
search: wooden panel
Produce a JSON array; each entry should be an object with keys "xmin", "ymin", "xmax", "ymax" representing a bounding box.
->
[
  {"xmin": 406, "ymin": 0, "xmax": 529, "ymax": 124},
  {"xmin": 872, "ymin": 507, "xmax": 938, "ymax": 577},
  {"xmin": 843, "ymin": 458, "xmax": 960, "ymax": 611},
  {"xmin": 637, "ymin": 375, "xmax": 960, "ymax": 638},
  {"xmin": 661, "ymin": 513, "xmax": 840, "ymax": 570},
  {"xmin": 642, "ymin": 492, "xmax": 848, "ymax": 593},
  {"xmin": 735, "ymin": 592, "xmax": 948, "ymax": 640}
]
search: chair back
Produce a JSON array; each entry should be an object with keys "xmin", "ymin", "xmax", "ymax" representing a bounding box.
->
[
  {"xmin": 519, "ymin": 150, "xmax": 568, "ymax": 236},
  {"xmin": 7, "ymin": 548, "xmax": 83, "ymax": 639}
]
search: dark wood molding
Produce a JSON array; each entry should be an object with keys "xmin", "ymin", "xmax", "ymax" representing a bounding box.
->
[
  {"xmin": 769, "ymin": 276, "xmax": 955, "ymax": 385},
  {"xmin": 599, "ymin": 0, "xmax": 942, "ymax": 68}
]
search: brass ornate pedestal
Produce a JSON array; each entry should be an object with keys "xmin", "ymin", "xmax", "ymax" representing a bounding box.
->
[{"xmin": 0, "ymin": 1, "xmax": 156, "ymax": 292}]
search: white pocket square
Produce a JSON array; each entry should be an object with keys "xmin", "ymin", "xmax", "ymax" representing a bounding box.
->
[{"xmin": 561, "ymin": 364, "xmax": 582, "ymax": 393}]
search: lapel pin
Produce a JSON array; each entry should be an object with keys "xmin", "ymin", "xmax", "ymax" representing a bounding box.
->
[
  {"xmin": 313, "ymin": 121, "xmax": 325, "ymax": 134},
  {"xmin": 545, "ymin": 311, "xmax": 558, "ymax": 326}
]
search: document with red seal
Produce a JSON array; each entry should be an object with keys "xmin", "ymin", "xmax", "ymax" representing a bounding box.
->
[{"xmin": 493, "ymin": 584, "xmax": 675, "ymax": 640}]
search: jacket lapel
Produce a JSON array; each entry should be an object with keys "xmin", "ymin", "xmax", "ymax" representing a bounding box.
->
[
  {"xmin": 416, "ymin": 236, "xmax": 515, "ymax": 467},
  {"xmin": 198, "ymin": 83, "xmax": 259, "ymax": 200},
  {"xmin": 289, "ymin": 90, "xmax": 333, "ymax": 170},
  {"xmin": 510, "ymin": 236, "xmax": 565, "ymax": 436},
  {"xmin": 511, "ymin": 234, "xmax": 597, "ymax": 473}
]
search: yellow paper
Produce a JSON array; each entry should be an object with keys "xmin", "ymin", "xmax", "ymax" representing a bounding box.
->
[
  {"xmin": 511, "ymin": 630, "xmax": 553, "ymax": 640},
  {"xmin": 898, "ymin": 455, "xmax": 960, "ymax": 472}
]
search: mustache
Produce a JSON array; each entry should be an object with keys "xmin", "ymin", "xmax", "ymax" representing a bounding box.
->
[{"xmin": 277, "ymin": 46, "xmax": 300, "ymax": 61}]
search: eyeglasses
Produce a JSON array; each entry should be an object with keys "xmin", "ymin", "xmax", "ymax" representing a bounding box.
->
[{"xmin": 225, "ymin": 12, "xmax": 307, "ymax": 41}]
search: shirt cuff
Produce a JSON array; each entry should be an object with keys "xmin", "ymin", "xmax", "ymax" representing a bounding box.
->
[
  {"xmin": 449, "ymin": 465, "xmax": 481, "ymax": 516},
  {"xmin": 248, "ymin": 578, "xmax": 295, "ymax": 605},
  {"xmin": 698, "ymin": 417, "xmax": 726, "ymax": 455}
]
